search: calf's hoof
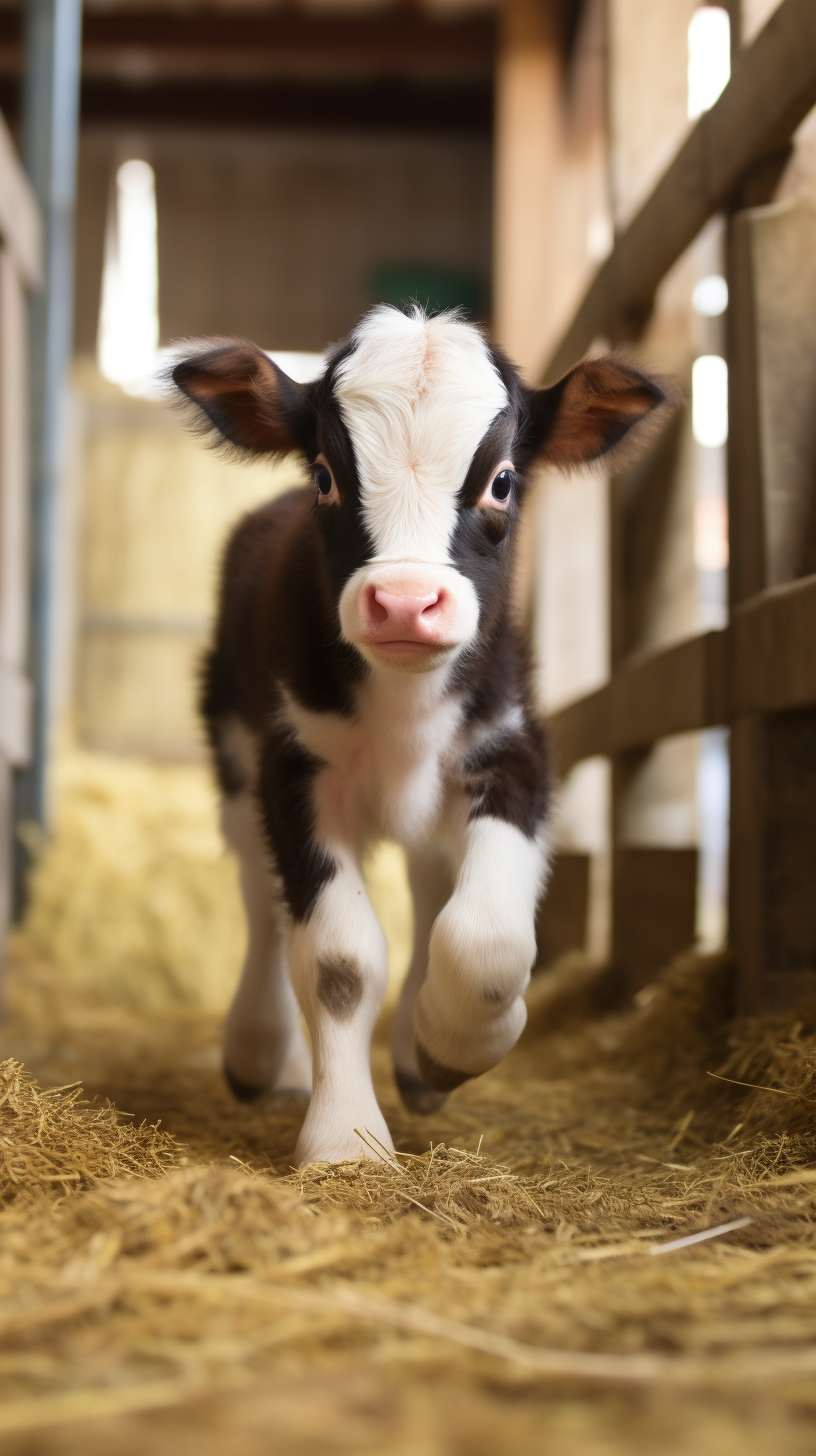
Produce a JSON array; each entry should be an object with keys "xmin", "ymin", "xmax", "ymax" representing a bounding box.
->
[
  {"xmin": 415, "ymin": 1041, "xmax": 472, "ymax": 1094},
  {"xmin": 394, "ymin": 1066, "xmax": 448, "ymax": 1116},
  {"xmin": 223, "ymin": 1062, "xmax": 268, "ymax": 1103}
]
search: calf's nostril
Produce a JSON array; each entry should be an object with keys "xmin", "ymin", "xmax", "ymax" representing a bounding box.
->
[
  {"xmin": 420, "ymin": 592, "xmax": 442, "ymax": 619},
  {"xmin": 369, "ymin": 588, "xmax": 390, "ymax": 624}
]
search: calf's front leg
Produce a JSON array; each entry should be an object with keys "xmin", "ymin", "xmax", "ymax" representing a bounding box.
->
[
  {"xmin": 289, "ymin": 850, "xmax": 393, "ymax": 1164},
  {"xmin": 413, "ymin": 814, "xmax": 548, "ymax": 1092}
]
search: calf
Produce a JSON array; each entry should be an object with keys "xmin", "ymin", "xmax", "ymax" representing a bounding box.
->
[{"xmin": 172, "ymin": 306, "xmax": 664, "ymax": 1165}]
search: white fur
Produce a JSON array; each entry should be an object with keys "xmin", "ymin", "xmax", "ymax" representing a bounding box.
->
[
  {"xmin": 334, "ymin": 307, "xmax": 508, "ymax": 564},
  {"xmin": 413, "ymin": 815, "xmax": 551, "ymax": 1077},
  {"xmin": 281, "ymin": 675, "xmax": 465, "ymax": 846},
  {"xmin": 289, "ymin": 847, "xmax": 392, "ymax": 1164}
]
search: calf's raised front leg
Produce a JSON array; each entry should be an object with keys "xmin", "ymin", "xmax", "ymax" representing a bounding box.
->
[{"xmin": 413, "ymin": 812, "xmax": 549, "ymax": 1093}]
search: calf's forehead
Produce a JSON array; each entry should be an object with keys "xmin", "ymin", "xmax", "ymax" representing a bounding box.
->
[{"xmin": 332, "ymin": 309, "xmax": 509, "ymax": 563}]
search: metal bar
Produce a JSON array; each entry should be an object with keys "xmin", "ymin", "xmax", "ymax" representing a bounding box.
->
[{"xmin": 13, "ymin": 0, "xmax": 81, "ymax": 909}]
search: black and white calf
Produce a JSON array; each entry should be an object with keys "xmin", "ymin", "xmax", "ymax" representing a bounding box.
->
[{"xmin": 173, "ymin": 306, "xmax": 664, "ymax": 1165}]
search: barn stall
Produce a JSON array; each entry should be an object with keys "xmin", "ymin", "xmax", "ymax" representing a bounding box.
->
[{"xmin": 0, "ymin": 1, "xmax": 815, "ymax": 1452}]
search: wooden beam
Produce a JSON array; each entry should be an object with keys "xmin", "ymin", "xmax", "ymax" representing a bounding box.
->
[
  {"xmin": 549, "ymin": 572, "xmax": 816, "ymax": 771},
  {"xmin": 550, "ymin": 630, "xmax": 729, "ymax": 771},
  {"xmin": 731, "ymin": 573, "xmax": 816, "ymax": 715},
  {"xmin": 542, "ymin": 0, "xmax": 816, "ymax": 382},
  {"xmin": 0, "ymin": 9, "xmax": 495, "ymax": 83},
  {"xmin": 0, "ymin": 108, "xmax": 40, "ymax": 288}
]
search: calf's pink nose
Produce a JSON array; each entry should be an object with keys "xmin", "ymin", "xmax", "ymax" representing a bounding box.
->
[{"xmin": 364, "ymin": 585, "xmax": 447, "ymax": 643}]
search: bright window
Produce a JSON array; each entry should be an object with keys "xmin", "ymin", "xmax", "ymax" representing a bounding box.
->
[
  {"xmin": 98, "ymin": 159, "xmax": 159, "ymax": 395},
  {"xmin": 692, "ymin": 354, "xmax": 728, "ymax": 448},
  {"xmin": 687, "ymin": 7, "xmax": 731, "ymax": 120}
]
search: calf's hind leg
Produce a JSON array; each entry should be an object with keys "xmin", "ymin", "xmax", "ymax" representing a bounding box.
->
[
  {"xmin": 392, "ymin": 845, "xmax": 453, "ymax": 1114},
  {"xmin": 221, "ymin": 793, "xmax": 312, "ymax": 1101}
]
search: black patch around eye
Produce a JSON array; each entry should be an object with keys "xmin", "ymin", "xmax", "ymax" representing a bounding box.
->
[
  {"xmin": 314, "ymin": 464, "xmax": 333, "ymax": 496},
  {"xmin": 491, "ymin": 470, "xmax": 514, "ymax": 501}
]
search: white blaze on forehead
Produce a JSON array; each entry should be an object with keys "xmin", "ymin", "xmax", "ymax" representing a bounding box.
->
[{"xmin": 333, "ymin": 307, "xmax": 508, "ymax": 563}]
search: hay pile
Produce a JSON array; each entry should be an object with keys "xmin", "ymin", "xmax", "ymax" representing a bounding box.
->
[
  {"xmin": 0, "ymin": 930, "xmax": 815, "ymax": 1454},
  {"xmin": 22, "ymin": 748, "xmax": 412, "ymax": 1012},
  {"xmin": 0, "ymin": 1060, "xmax": 175, "ymax": 1205}
]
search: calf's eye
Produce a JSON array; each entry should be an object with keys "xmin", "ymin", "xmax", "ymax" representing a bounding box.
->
[
  {"xmin": 491, "ymin": 470, "xmax": 514, "ymax": 501},
  {"xmin": 313, "ymin": 455, "xmax": 339, "ymax": 504},
  {"xmin": 477, "ymin": 461, "xmax": 516, "ymax": 512}
]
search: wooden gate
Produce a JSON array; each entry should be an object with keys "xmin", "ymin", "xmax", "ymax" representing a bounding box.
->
[{"xmin": 542, "ymin": 0, "xmax": 816, "ymax": 1011}]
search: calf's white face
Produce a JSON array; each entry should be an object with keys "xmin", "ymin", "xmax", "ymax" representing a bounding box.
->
[
  {"xmin": 332, "ymin": 309, "xmax": 509, "ymax": 673},
  {"xmin": 173, "ymin": 305, "xmax": 668, "ymax": 686}
]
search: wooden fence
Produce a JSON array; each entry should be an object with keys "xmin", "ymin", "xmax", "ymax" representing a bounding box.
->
[{"xmin": 543, "ymin": 0, "xmax": 816, "ymax": 1011}]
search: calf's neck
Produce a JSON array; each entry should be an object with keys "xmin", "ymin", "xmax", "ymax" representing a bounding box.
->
[{"xmin": 173, "ymin": 306, "xmax": 664, "ymax": 1164}]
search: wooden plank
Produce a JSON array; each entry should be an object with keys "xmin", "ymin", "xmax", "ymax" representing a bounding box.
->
[
  {"xmin": 542, "ymin": 0, "xmax": 816, "ymax": 382},
  {"xmin": 612, "ymin": 847, "xmax": 698, "ymax": 995},
  {"xmin": 0, "ymin": 247, "xmax": 29, "ymax": 675},
  {"xmin": 731, "ymin": 573, "xmax": 816, "ymax": 714},
  {"xmin": 549, "ymin": 684, "xmax": 610, "ymax": 774},
  {"xmin": 549, "ymin": 573, "xmax": 816, "ymax": 772},
  {"xmin": 549, "ymin": 631, "xmax": 728, "ymax": 771},
  {"xmin": 611, "ymin": 632, "xmax": 729, "ymax": 751},
  {"xmin": 0, "ymin": 109, "xmax": 41, "ymax": 288},
  {"xmin": 763, "ymin": 706, "xmax": 816, "ymax": 1005},
  {"xmin": 535, "ymin": 852, "xmax": 590, "ymax": 967},
  {"xmin": 730, "ymin": 713, "xmax": 766, "ymax": 1013},
  {"xmin": 0, "ymin": 8, "xmax": 496, "ymax": 81},
  {"xmin": 0, "ymin": 661, "xmax": 31, "ymax": 766}
]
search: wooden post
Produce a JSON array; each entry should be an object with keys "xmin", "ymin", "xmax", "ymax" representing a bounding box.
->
[
  {"xmin": 493, "ymin": 0, "xmax": 562, "ymax": 378},
  {"xmin": 727, "ymin": 194, "xmax": 816, "ymax": 1011}
]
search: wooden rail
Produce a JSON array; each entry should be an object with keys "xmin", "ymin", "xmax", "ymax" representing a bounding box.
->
[
  {"xmin": 542, "ymin": 0, "xmax": 816, "ymax": 383},
  {"xmin": 550, "ymin": 574, "xmax": 816, "ymax": 773}
]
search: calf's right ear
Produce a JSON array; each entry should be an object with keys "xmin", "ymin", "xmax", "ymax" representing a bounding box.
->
[
  {"xmin": 523, "ymin": 356, "xmax": 669, "ymax": 470},
  {"xmin": 171, "ymin": 340, "xmax": 310, "ymax": 457}
]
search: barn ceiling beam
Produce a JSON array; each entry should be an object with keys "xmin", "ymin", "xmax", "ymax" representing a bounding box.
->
[{"xmin": 0, "ymin": 9, "xmax": 495, "ymax": 83}]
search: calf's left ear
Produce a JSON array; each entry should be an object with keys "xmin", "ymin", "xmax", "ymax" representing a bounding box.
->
[
  {"xmin": 524, "ymin": 357, "xmax": 668, "ymax": 469},
  {"xmin": 171, "ymin": 340, "xmax": 310, "ymax": 458}
]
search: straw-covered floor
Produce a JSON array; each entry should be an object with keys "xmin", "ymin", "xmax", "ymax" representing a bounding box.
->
[{"xmin": 1, "ymin": 755, "xmax": 815, "ymax": 1453}]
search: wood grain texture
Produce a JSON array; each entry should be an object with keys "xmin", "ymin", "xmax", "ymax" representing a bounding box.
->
[{"xmin": 542, "ymin": 0, "xmax": 816, "ymax": 383}]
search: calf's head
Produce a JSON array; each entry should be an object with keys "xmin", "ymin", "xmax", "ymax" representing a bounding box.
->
[{"xmin": 173, "ymin": 307, "xmax": 665, "ymax": 674}]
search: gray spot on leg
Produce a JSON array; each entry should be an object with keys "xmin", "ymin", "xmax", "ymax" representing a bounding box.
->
[
  {"xmin": 317, "ymin": 956, "xmax": 363, "ymax": 1022},
  {"xmin": 482, "ymin": 985, "xmax": 507, "ymax": 1007}
]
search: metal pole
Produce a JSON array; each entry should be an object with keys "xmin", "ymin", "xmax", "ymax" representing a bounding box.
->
[{"xmin": 14, "ymin": 0, "xmax": 82, "ymax": 910}]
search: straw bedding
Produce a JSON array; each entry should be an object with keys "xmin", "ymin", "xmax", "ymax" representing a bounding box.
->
[{"xmin": 2, "ymin": 755, "xmax": 815, "ymax": 1453}]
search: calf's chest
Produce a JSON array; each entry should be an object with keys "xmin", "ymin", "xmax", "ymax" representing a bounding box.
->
[{"xmin": 282, "ymin": 679, "xmax": 465, "ymax": 845}]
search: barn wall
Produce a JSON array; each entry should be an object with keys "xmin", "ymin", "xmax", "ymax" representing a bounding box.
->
[{"xmin": 75, "ymin": 127, "xmax": 493, "ymax": 355}]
